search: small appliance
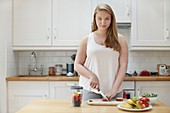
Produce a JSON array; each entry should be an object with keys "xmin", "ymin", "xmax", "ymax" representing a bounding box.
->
[
  {"xmin": 157, "ymin": 64, "xmax": 170, "ymax": 75},
  {"xmin": 66, "ymin": 63, "xmax": 74, "ymax": 76},
  {"xmin": 66, "ymin": 54, "xmax": 78, "ymax": 76}
]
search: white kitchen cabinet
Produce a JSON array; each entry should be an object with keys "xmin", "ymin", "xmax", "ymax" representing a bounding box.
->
[
  {"xmin": 13, "ymin": 0, "xmax": 51, "ymax": 47},
  {"xmin": 166, "ymin": 0, "xmax": 170, "ymax": 41},
  {"xmin": 8, "ymin": 81, "xmax": 49, "ymax": 113},
  {"xmin": 52, "ymin": 0, "xmax": 91, "ymax": 47},
  {"xmin": 49, "ymin": 81, "xmax": 78, "ymax": 100},
  {"xmin": 136, "ymin": 81, "xmax": 170, "ymax": 106},
  {"xmin": 131, "ymin": 0, "xmax": 170, "ymax": 50},
  {"xmin": 13, "ymin": 0, "xmax": 92, "ymax": 50},
  {"xmin": 92, "ymin": 0, "xmax": 131, "ymax": 23}
]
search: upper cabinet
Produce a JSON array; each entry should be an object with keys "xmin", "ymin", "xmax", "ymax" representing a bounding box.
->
[
  {"xmin": 52, "ymin": 0, "xmax": 91, "ymax": 47},
  {"xmin": 13, "ymin": 0, "xmax": 51, "ymax": 47},
  {"xmin": 131, "ymin": 0, "xmax": 170, "ymax": 50},
  {"xmin": 92, "ymin": 0, "xmax": 131, "ymax": 23},
  {"xmin": 13, "ymin": 0, "xmax": 131, "ymax": 50},
  {"xmin": 13, "ymin": 0, "xmax": 169, "ymax": 50},
  {"xmin": 13, "ymin": 0, "xmax": 92, "ymax": 50},
  {"xmin": 166, "ymin": 0, "xmax": 170, "ymax": 41}
]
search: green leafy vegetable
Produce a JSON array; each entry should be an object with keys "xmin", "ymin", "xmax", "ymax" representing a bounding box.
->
[{"xmin": 142, "ymin": 93, "xmax": 158, "ymax": 97}]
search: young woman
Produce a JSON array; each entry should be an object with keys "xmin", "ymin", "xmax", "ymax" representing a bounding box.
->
[{"xmin": 74, "ymin": 4, "xmax": 128, "ymax": 100}]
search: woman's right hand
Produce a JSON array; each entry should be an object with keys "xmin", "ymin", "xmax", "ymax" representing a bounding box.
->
[{"xmin": 89, "ymin": 74, "xmax": 99, "ymax": 89}]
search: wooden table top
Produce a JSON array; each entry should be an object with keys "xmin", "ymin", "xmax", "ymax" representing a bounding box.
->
[{"xmin": 16, "ymin": 99, "xmax": 170, "ymax": 113}]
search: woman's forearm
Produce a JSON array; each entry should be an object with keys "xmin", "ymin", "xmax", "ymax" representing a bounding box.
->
[
  {"xmin": 112, "ymin": 65, "xmax": 127, "ymax": 92},
  {"xmin": 74, "ymin": 63, "xmax": 94, "ymax": 79}
]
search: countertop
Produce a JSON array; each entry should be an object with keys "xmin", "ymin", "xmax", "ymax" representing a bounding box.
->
[
  {"xmin": 6, "ymin": 75, "xmax": 170, "ymax": 81},
  {"xmin": 16, "ymin": 99, "xmax": 170, "ymax": 113}
]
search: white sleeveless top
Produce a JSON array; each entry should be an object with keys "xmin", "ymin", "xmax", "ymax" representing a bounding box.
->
[{"xmin": 79, "ymin": 32, "xmax": 123, "ymax": 94}]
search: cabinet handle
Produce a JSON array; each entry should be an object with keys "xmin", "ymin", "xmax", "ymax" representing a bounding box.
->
[
  {"xmin": 137, "ymin": 89, "xmax": 140, "ymax": 97},
  {"xmin": 43, "ymin": 94, "xmax": 47, "ymax": 99},
  {"xmin": 126, "ymin": 5, "xmax": 130, "ymax": 16},
  {"xmin": 65, "ymin": 83, "xmax": 77, "ymax": 86},
  {"xmin": 47, "ymin": 28, "xmax": 50, "ymax": 39},
  {"xmin": 53, "ymin": 28, "xmax": 57, "ymax": 39},
  {"xmin": 166, "ymin": 29, "xmax": 169, "ymax": 39}
]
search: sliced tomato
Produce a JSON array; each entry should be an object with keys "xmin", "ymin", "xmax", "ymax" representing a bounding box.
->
[{"xmin": 102, "ymin": 98, "xmax": 108, "ymax": 101}]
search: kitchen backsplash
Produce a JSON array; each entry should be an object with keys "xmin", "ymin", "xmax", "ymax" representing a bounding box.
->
[
  {"xmin": 15, "ymin": 50, "xmax": 170, "ymax": 75},
  {"xmin": 18, "ymin": 50, "xmax": 76, "ymax": 75}
]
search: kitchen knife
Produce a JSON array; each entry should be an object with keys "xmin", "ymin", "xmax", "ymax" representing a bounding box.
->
[
  {"xmin": 90, "ymin": 88, "xmax": 109, "ymax": 101},
  {"xmin": 98, "ymin": 89, "xmax": 109, "ymax": 101}
]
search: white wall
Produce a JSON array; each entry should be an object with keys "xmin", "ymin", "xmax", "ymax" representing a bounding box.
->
[
  {"xmin": 0, "ymin": 37, "xmax": 7, "ymax": 113},
  {"xmin": 0, "ymin": 0, "xmax": 9, "ymax": 112},
  {"xmin": 0, "ymin": 0, "xmax": 17, "ymax": 113}
]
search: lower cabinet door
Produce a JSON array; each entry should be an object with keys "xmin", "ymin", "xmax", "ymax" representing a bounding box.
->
[
  {"xmin": 136, "ymin": 81, "xmax": 170, "ymax": 106},
  {"xmin": 49, "ymin": 81, "xmax": 78, "ymax": 100},
  {"xmin": 8, "ymin": 81, "xmax": 49, "ymax": 113}
]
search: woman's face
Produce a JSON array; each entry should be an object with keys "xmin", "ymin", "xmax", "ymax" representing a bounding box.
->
[{"xmin": 95, "ymin": 10, "xmax": 111, "ymax": 31}]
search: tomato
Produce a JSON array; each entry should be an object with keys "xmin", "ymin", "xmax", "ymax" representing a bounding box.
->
[
  {"xmin": 140, "ymin": 97, "xmax": 150, "ymax": 103},
  {"xmin": 102, "ymin": 98, "xmax": 108, "ymax": 101},
  {"xmin": 141, "ymin": 103, "xmax": 147, "ymax": 109},
  {"xmin": 76, "ymin": 96, "xmax": 79, "ymax": 101},
  {"xmin": 140, "ymin": 97, "xmax": 150, "ymax": 107}
]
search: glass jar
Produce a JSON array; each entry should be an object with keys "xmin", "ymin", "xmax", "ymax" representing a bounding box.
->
[
  {"xmin": 48, "ymin": 67, "xmax": 55, "ymax": 76},
  {"xmin": 55, "ymin": 64, "xmax": 62, "ymax": 75},
  {"xmin": 71, "ymin": 86, "xmax": 83, "ymax": 107}
]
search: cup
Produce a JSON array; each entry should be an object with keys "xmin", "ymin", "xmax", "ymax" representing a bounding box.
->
[{"xmin": 71, "ymin": 86, "xmax": 83, "ymax": 107}]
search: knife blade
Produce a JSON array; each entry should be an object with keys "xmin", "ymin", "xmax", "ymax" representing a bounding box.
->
[
  {"xmin": 98, "ymin": 89, "xmax": 109, "ymax": 101},
  {"xmin": 90, "ymin": 88, "xmax": 109, "ymax": 101}
]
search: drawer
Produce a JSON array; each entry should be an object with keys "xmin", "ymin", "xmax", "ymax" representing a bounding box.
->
[{"xmin": 122, "ymin": 81, "xmax": 135, "ymax": 89}]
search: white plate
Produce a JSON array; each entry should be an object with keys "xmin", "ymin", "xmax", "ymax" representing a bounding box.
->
[{"xmin": 117, "ymin": 104, "xmax": 152, "ymax": 111}]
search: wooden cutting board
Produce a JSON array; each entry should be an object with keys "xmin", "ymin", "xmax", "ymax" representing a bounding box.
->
[{"xmin": 86, "ymin": 99, "xmax": 125, "ymax": 106}]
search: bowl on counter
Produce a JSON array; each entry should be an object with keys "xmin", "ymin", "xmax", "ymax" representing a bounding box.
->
[
  {"xmin": 148, "ymin": 96, "xmax": 158, "ymax": 104},
  {"xmin": 140, "ymin": 93, "xmax": 158, "ymax": 104}
]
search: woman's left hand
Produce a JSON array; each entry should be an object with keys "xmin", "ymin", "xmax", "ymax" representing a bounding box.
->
[{"xmin": 105, "ymin": 90, "xmax": 117, "ymax": 100}]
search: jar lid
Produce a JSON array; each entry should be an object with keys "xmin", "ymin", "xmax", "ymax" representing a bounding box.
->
[
  {"xmin": 55, "ymin": 64, "xmax": 62, "ymax": 66},
  {"xmin": 71, "ymin": 86, "xmax": 83, "ymax": 90},
  {"xmin": 49, "ymin": 67, "xmax": 55, "ymax": 68}
]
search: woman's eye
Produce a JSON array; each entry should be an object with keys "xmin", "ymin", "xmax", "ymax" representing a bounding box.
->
[
  {"xmin": 106, "ymin": 18, "xmax": 110, "ymax": 20},
  {"xmin": 98, "ymin": 18, "xmax": 102, "ymax": 20}
]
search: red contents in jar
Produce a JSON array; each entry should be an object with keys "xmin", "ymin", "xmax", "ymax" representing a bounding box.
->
[{"xmin": 72, "ymin": 92, "xmax": 82, "ymax": 107}]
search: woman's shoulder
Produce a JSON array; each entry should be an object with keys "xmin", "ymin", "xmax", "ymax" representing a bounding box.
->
[
  {"xmin": 118, "ymin": 33, "xmax": 128, "ymax": 51},
  {"xmin": 118, "ymin": 33, "xmax": 124, "ymax": 39},
  {"xmin": 118, "ymin": 33, "xmax": 126, "ymax": 42},
  {"xmin": 79, "ymin": 33, "xmax": 91, "ymax": 46},
  {"xmin": 81, "ymin": 32, "xmax": 94, "ymax": 43}
]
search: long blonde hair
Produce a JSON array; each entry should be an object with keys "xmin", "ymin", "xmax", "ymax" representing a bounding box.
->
[{"xmin": 92, "ymin": 4, "xmax": 121, "ymax": 51}]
